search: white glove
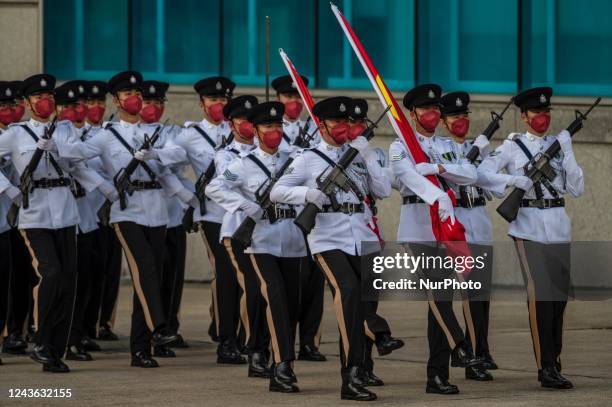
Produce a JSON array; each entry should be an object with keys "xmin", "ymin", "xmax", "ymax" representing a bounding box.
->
[
  {"xmin": 36, "ymin": 138, "xmax": 57, "ymax": 152},
  {"xmin": 415, "ymin": 162, "xmax": 440, "ymax": 176},
  {"xmin": 509, "ymin": 175, "xmax": 533, "ymax": 191},
  {"xmin": 349, "ymin": 136, "xmax": 371, "ymax": 155},
  {"xmin": 436, "ymin": 194, "xmax": 455, "ymax": 225},
  {"xmin": 134, "ymin": 148, "xmax": 159, "ymax": 161},
  {"xmin": 482, "ymin": 189, "xmax": 493, "ymax": 201},
  {"xmin": 187, "ymin": 196, "xmax": 200, "ymax": 210},
  {"xmin": 305, "ymin": 188, "xmax": 327, "ymax": 209},
  {"xmin": 6, "ymin": 186, "xmax": 22, "ymax": 205},
  {"xmin": 240, "ymin": 201, "xmax": 262, "ymax": 219},
  {"xmin": 473, "ymin": 135, "xmax": 491, "ymax": 157},
  {"xmin": 98, "ymin": 181, "xmax": 119, "ymax": 202},
  {"xmin": 176, "ymin": 188, "xmax": 196, "ymax": 205},
  {"xmin": 557, "ymin": 130, "xmax": 572, "ymax": 155}
]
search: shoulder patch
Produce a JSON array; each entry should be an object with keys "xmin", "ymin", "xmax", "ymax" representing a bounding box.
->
[
  {"xmin": 223, "ymin": 169, "xmax": 238, "ymax": 181},
  {"xmin": 390, "ymin": 150, "xmax": 407, "ymax": 162}
]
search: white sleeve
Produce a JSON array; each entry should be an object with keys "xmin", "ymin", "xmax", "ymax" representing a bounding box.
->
[
  {"xmin": 54, "ymin": 124, "xmax": 101, "ymax": 162},
  {"xmin": 67, "ymin": 162, "xmax": 106, "ymax": 192},
  {"xmin": 476, "ymin": 140, "xmax": 515, "ymax": 195},
  {"xmin": 363, "ymin": 153, "xmax": 391, "ymax": 199},
  {"xmin": 205, "ymin": 159, "xmax": 251, "ymax": 214},
  {"xmin": 270, "ymin": 153, "xmax": 310, "ymax": 205},
  {"xmin": 557, "ymin": 132, "xmax": 584, "ymax": 197}
]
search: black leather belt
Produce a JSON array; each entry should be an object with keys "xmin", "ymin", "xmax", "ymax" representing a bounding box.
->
[
  {"xmin": 520, "ymin": 198, "xmax": 565, "ymax": 209},
  {"xmin": 32, "ymin": 177, "xmax": 71, "ymax": 189},
  {"xmin": 458, "ymin": 197, "xmax": 486, "ymax": 208},
  {"xmin": 262, "ymin": 207, "xmax": 296, "ymax": 220},
  {"xmin": 322, "ymin": 202, "xmax": 364, "ymax": 215},
  {"xmin": 130, "ymin": 180, "xmax": 162, "ymax": 190},
  {"xmin": 402, "ymin": 196, "xmax": 426, "ymax": 204}
]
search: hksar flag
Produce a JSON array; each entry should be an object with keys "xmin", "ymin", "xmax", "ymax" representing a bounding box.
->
[{"xmin": 330, "ymin": 3, "xmax": 472, "ymax": 269}]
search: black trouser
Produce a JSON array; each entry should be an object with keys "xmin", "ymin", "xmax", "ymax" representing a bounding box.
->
[
  {"xmin": 4, "ymin": 228, "xmax": 36, "ymax": 339},
  {"xmin": 298, "ymin": 258, "xmax": 325, "ymax": 349},
  {"xmin": 410, "ymin": 243, "xmax": 465, "ymax": 381},
  {"xmin": 68, "ymin": 230, "xmax": 96, "ymax": 346},
  {"xmin": 513, "ymin": 238, "xmax": 570, "ymax": 370},
  {"xmin": 250, "ymin": 254, "xmax": 303, "ymax": 363},
  {"xmin": 20, "ymin": 227, "xmax": 77, "ymax": 358},
  {"xmin": 113, "ymin": 222, "xmax": 167, "ymax": 354},
  {"xmin": 314, "ymin": 249, "xmax": 368, "ymax": 369},
  {"xmin": 161, "ymin": 225, "xmax": 187, "ymax": 334},
  {"xmin": 0, "ymin": 231, "xmax": 11, "ymax": 340},
  {"xmin": 363, "ymin": 299, "xmax": 392, "ymax": 371},
  {"xmin": 98, "ymin": 225, "xmax": 123, "ymax": 332},
  {"xmin": 83, "ymin": 227, "xmax": 104, "ymax": 338},
  {"xmin": 461, "ymin": 244, "xmax": 493, "ymax": 358},
  {"xmin": 200, "ymin": 221, "xmax": 239, "ymax": 344},
  {"xmin": 224, "ymin": 238, "xmax": 269, "ymax": 353}
]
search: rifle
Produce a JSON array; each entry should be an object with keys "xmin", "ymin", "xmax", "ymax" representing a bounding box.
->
[
  {"xmin": 292, "ymin": 117, "xmax": 315, "ymax": 149},
  {"xmin": 496, "ymin": 97, "xmax": 601, "ymax": 222},
  {"xmin": 232, "ymin": 156, "xmax": 295, "ymax": 247},
  {"xmin": 181, "ymin": 159, "xmax": 217, "ymax": 232},
  {"xmin": 465, "ymin": 97, "xmax": 514, "ymax": 162},
  {"xmin": 293, "ymin": 105, "xmax": 390, "ymax": 234}
]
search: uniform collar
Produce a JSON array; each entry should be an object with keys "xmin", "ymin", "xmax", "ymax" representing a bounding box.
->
[
  {"xmin": 255, "ymin": 146, "xmax": 279, "ymax": 160},
  {"xmin": 119, "ymin": 119, "xmax": 139, "ymax": 128},
  {"xmin": 318, "ymin": 138, "xmax": 343, "ymax": 152},
  {"xmin": 233, "ymin": 140, "xmax": 254, "ymax": 152},
  {"xmin": 28, "ymin": 118, "xmax": 48, "ymax": 127},
  {"xmin": 201, "ymin": 117, "xmax": 228, "ymax": 130},
  {"xmin": 525, "ymin": 131, "xmax": 545, "ymax": 142},
  {"xmin": 416, "ymin": 130, "xmax": 435, "ymax": 142}
]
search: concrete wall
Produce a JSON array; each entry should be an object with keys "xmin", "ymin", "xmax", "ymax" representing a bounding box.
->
[{"xmin": 0, "ymin": 0, "xmax": 41, "ymax": 78}]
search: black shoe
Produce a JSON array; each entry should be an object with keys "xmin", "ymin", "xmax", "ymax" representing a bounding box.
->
[
  {"xmin": 375, "ymin": 334, "xmax": 404, "ymax": 356},
  {"xmin": 66, "ymin": 345, "xmax": 93, "ymax": 361},
  {"xmin": 465, "ymin": 366, "xmax": 493, "ymax": 381},
  {"xmin": 248, "ymin": 352, "xmax": 271, "ymax": 378},
  {"xmin": 97, "ymin": 325, "xmax": 118, "ymax": 341},
  {"xmin": 130, "ymin": 351, "xmax": 159, "ymax": 368},
  {"xmin": 42, "ymin": 359, "xmax": 70, "ymax": 373},
  {"xmin": 451, "ymin": 342, "xmax": 482, "ymax": 368},
  {"xmin": 341, "ymin": 366, "xmax": 377, "ymax": 401},
  {"xmin": 361, "ymin": 369, "xmax": 385, "ymax": 387},
  {"xmin": 153, "ymin": 345, "xmax": 176, "ymax": 358},
  {"xmin": 2, "ymin": 334, "xmax": 27, "ymax": 354},
  {"xmin": 269, "ymin": 361, "xmax": 299, "ymax": 393},
  {"xmin": 480, "ymin": 353, "xmax": 498, "ymax": 370},
  {"xmin": 297, "ymin": 344, "xmax": 327, "ymax": 362},
  {"xmin": 30, "ymin": 345, "xmax": 55, "ymax": 365},
  {"xmin": 80, "ymin": 336, "xmax": 102, "ymax": 352},
  {"xmin": 152, "ymin": 329, "xmax": 179, "ymax": 348},
  {"xmin": 426, "ymin": 375, "xmax": 460, "ymax": 395},
  {"xmin": 167, "ymin": 334, "xmax": 189, "ymax": 349},
  {"xmin": 216, "ymin": 340, "xmax": 246, "ymax": 364},
  {"xmin": 540, "ymin": 366, "xmax": 573, "ymax": 389}
]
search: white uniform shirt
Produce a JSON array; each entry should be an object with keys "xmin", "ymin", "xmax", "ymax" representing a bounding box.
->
[
  {"xmin": 279, "ymin": 118, "xmax": 320, "ymax": 154},
  {"xmin": 0, "ymin": 130, "xmax": 14, "ymax": 233},
  {"xmin": 390, "ymin": 133, "xmax": 477, "ymax": 243},
  {"xmin": 83, "ymin": 120, "xmax": 186, "ymax": 227},
  {"xmin": 477, "ymin": 130, "xmax": 584, "ymax": 242},
  {"xmin": 207, "ymin": 147, "xmax": 306, "ymax": 257},
  {"xmin": 0, "ymin": 119, "xmax": 105, "ymax": 229},
  {"xmin": 270, "ymin": 139, "xmax": 391, "ymax": 256}
]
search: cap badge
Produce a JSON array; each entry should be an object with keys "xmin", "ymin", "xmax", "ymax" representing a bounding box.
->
[
  {"xmin": 149, "ymin": 85, "xmax": 156, "ymax": 94},
  {"xmin": 78, "ymin": 85, "xmax": 85, "ymax": 94},
  {"xmin": 40, "ymin": 79, "xmax": 47, "ymax": 87},
  {"xmin": 68, "ymin": 90, "xmax": 75, "ymax": 98},
  {"xmin": 456, "ymin": 98, "xmax": 463, "ymax": 107},
  {"xmin": 540, "ymin": 94, "xmax": 547, "ymax": 103},
  {"xmin": 339, "ymin": 103, "xmax": 346, "ymax": 112},
  {"xmin": 5, "ymin": 89, "xmax": 11, "ymax": 97},
  {"xmin": 291, "ymin": 81, "xmax": 297, "ymax": 89},
  {"xmin": 245, "ymin": 100, "xmax": 252, "ymax": 109},
  {"xmin": 215, "ymin": 81, "xmax": 222, "ymax": 90},
  {"xmin": 428, "ymin": 89, "xmax": 435, "ymax": 99},
  {"xmin": 270, "ymin": 107, "xmax": 277, "ymax": 117},
  {"xmin": 354, "ymin": 106, "xmax": 361, "ymax": 115},
  {"xmin": 92, "ymin": 86, "xmax": 99, "ymax": 94},
  {"xmin": 129, "ymin": 75, "xmax": 137, "ymax": 84}
]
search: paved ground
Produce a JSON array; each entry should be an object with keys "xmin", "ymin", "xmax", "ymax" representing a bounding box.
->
[{"xmin": 1, "ymin": 282, "xmax": 611, "ymax": 406}]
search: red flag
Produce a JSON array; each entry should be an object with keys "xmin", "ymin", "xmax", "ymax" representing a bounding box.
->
[{"xmin": 330, "ymin": 3, "xmax": 471, "ymax": 269}]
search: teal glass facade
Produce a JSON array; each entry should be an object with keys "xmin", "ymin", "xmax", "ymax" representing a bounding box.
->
[{"xmin": 44, "ymin": 0, "xmax": 612, "ymax": 96}]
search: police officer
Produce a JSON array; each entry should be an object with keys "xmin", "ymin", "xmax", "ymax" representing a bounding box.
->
[
  {"xmin": 390, "ymin": 84, "xmax": 482, "ymax": 394},
  {"xmin": 10, "ymin": 81, "xmax": 26, "ymax": 123},
  {"xmin": 208, "ymin": 101, "xmax": 307, "ymax": 393},
  {"xmin": 79, "ymin": 70, "xmax": 186, "ymax": 368},
  {"xmin": 0, "ymin": 73, "xmax": 113, "ymax": 372},
  {"xmin": 477, "ymin": 87, "xmax": 582, "ymax": 389},
  {"xmin": 440, "ymin": 91, "xmax": 497, "ymax": 381},
  {"xmin": 271, "ymin": 96, "xmax": 391, "ymax": 401}
]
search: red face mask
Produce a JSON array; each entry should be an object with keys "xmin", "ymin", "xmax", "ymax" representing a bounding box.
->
[
  {"xmin": 450, "ymin": 117, "xmax": 470, "ymax": 138},
  {"xmin": 261, "ymin": 129, "xmax": 283, "ymax": 149},
  {"xmin": 33, "ymin": 98, "xmax": 55, "ymax": 119},
  {"xmin": 0, "ymin": 107, "xmax": 14, "ymax": 125},
  {"xmin": 284, "ymin": 101, "xmax": 303, "ymax": 120},
  {"xmin": 87, "ymin": 105, "xmax": 105, "ymax": 124},
  {"xmin": 238, "ymin": 121, "xmax": 255, "ymax": 139},
  {"xmin": 417, "ymin": 110, "xmax": 440, "ymax": 132},
  {"xmin": 529, "ymin": 113, "xmax": 551, "ymax": 134},
  {"xmin": 59, "ymin": 107, "xmax": 77, "ymax": 122},
  {"xmin": 13, "ymin": 103, "xmax": 25, "ymax": 122},
  {"xmin": 329, "ymin": 122, "xmax": 351, "ymax": 144},
  {"xmin": 348, "ymin": 123, "xmax": 367, "ymax": 141},
  {"xmin": 74, "ymin": 103, "xmax": 88, "ymax": 122},
  {"xmin": 206, "ymin": 102, "xmax": 225, "ymax": 122},
  {"xmin": 120, "ymin": 95, "xmax": 143, "ymax": 115},
  {"xmin": 140, "ymin": 104, "xmax": 164, "ymax": 123}
]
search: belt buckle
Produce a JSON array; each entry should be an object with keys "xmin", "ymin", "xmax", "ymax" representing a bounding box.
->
[
  {"xmin": 543, "ymin": 200, "xmax": 552, "ymax": 209},
  {"xmin": 274, "ymin": 205, "xmax": 281, "ymax": 219},
  {"xmin": 346, "ymin": 203, "xmax": 355, "ymax": 216}
]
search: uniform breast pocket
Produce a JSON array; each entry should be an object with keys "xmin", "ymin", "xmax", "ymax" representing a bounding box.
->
[
  {"xmin": 18, "ymin": 145, "xmax": 36, "ymax": 158},
  {"xmin": 247, "ymin": 178, "xmax": 266, "ymax": 194}
]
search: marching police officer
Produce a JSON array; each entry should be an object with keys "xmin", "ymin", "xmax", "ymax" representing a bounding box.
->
[
  {"xmin": 271, "ymin": 96, "xmax": 392, "ymax": 401},
  {"xmin": 477, "ymin": 87, "xmax": 583, "ymax": 389},
  {"xmin": 440, "ymin": 91, "xmax": 497, "ymax": 381},
  {"xmin": 391, "ymin": 84, "xmax": 482, "ymax": 394}
]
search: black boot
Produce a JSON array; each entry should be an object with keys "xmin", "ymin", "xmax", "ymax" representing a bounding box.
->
[
  {"xmin": 481, "ymin": 353, "xmax": 498, "ymax": 370},
  {"xmin": 42, "ymin": 358, "xmax": 70, "ymax": 373},
  {"xmin": 375, "ymin": 334, "xmax": 404, "ymax": 356},
  {"xmin": 361, "ymin": 369, "xmax": 385, "ymax": 387},
  {"xmin": 152, "ymin": 328, "xmax": 179, "ymax": 348},
  {"xmin": 451, "ymin": 341, "xmax": 482, "ymax": 368},
  {"xmin": 168, "ymin": 334, "xmax": 189, "ymax": 349},
  {"xmin": 80, "ymin": 336, "xmax": 101, "ymax": 352},
  {"xmin": 341, "ymin": 366, "xmax": 377, "ymax": 401},
  {"xmin": 248, "ymin": 352, "xmax": 271, "ymax": 378},
  {"xmin": 540, "ymin": 366, "xmax": 573, "ymax": 389},
  {"xmin": 269, "ymin": 361, "xmax": 299, "ymax": 393},
  {"xmin": 298, "ymin": 344, "xmax": 326, "ymax": 361},
  {"xmin": 130, "ymin": 351, "xmax": 159, "ymax": 368},
  {"xmin": 153, "ymin": 345, "xmax": 176, "ymax": 358},
  {"xmin": 426, "ymin": 375, "xmax": 459, "ymax": 394},
  {"xmin": 97, "ymin": 325, "xmax": 118, "ymax": 341},
  {"xmin": 30, "ymin": 345, "xmax": 55, "ymax": 364},
  {"xmin": 66, "ymin": 345, "xmax": 93, "ymax": 361},
  {"xmin": 216, "ymin": 340, "xmax": 246, "ymax": 364},
  {"xmin": 2, "ymin": 334, "xmax": 27, "ymax": 354},
  {"xmin": 465, "ymin": 366, "xmax": 493, "ymax": 381}
]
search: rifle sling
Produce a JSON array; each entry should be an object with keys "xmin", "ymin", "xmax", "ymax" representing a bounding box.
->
[
  {"xmin": 20, "ymin": 124, "xmax": 64, "ymax": 177},
  {"xmin": 307, "ymin": 148, "xmax": 364, "ymax": 201},
  {"xmin": 108, "ymin": 126, "xmax": 157, "ymax": 181},
  {"xmin": 513, "ymin": 138, "xmax": 559, "ymax": 199},
  {"xmin": 193, "ymin": 125, "xmax": 217, "ymax": 149},
  {"xmin": 246, "ymin": 154, "xmax": 272, "ymax": 179}
]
